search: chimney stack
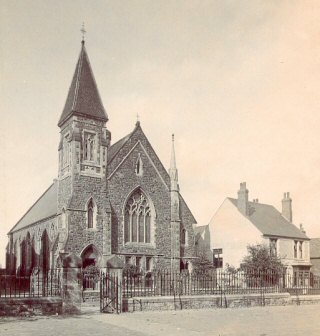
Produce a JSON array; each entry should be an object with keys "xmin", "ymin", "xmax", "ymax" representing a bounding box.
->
[
  {"xmin": 299, "ymin": 223, "xmax": 306, "ymax": 234},
  {"xmin": 237, "ymin": 182, "xmax": 249, "ymax": 216},
  {"xmin": 282, "ymin": 192, "xmax": 292, "ymax": 223}
]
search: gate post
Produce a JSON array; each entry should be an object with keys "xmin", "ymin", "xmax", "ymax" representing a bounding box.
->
[
  {"xmin": 60, "ymin": 253, "xmax": 82, "ymax": 314},
  {"xmin": 105, "ymin": 256, "xmax": 124, "ymax": 313}
]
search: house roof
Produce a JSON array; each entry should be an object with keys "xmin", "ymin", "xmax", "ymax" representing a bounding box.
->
[
  {"xmin": 194, "ymin": 225, "xmax": 207, "ymax": 236},
  {"xmin": 9, "ymin": 181, "xmax": 58, "ymax": 234},
  {"xmin": 310, "ymin": 238, "xmax": 320, "ymax": 258},
  {"xmin": 228, "ymin": 198, "xmax": 309, "ymax": 240},
  {"xmin": 58, "ymin": 41, "xmax": 108, "ymax": 127}
]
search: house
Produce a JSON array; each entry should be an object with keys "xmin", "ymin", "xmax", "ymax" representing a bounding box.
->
[
  {"xmin": 208, "ymin": 182, "xmax": 311, "ymax": 277},
  {"xmin": 5, "ymin": 38, "xmax": 197, "ymax": 276},
  {"xmin": 310, "ymin": 238, "xmax": 320, "ymax": 275}
]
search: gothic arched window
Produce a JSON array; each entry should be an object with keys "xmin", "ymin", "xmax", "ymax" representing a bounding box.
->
[
  {"xmin": 124, "ymin": 189, "xmax": 152, "ymax": 244},
  {"xmin": 181, "ymin": 228, "xmax": 188, "ymax": 246},
  {"xmin": 87, "ymin": 198, "xmax": 95, "ymax": 229}
]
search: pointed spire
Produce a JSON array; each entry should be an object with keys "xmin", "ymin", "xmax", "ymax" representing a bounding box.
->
[
  {"xmin": 169, "ymin": 134, "xmax": 179, "ymax": 192},
  {"xmin": 170, "ymin": 134, "xmax": 176, "ymax": 170},
  {"xmin": 58, "ymin": 41, "xmax": 108, "ymax": 127}
]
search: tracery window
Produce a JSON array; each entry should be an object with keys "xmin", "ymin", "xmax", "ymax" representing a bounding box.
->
[{"xmin": 124, "ymin": 189, "xmax": 152, "ymax": 244}]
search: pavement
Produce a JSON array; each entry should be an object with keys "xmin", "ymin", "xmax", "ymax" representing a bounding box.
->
[{"xmin": 0, "ymin": 304, "xmax": 319, "ymax": 336}]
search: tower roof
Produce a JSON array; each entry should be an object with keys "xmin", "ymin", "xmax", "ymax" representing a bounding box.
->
[{"xmin": 58, "ymin": 41, "xmax": 108, "ymax": 127}]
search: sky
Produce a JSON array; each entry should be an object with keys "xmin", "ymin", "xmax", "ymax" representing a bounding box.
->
[{"xmin": 1, "ymin": 0, "xmax": 320, "ymax": 266}]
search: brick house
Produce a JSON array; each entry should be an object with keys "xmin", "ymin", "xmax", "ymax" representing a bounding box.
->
[
  {"xmin": 6, "ymin": 40, "xmax": 197, "ymax": 275},
  {"xmin": 207, "ymin": 182, "xmax": 311, "ymax": 277}
]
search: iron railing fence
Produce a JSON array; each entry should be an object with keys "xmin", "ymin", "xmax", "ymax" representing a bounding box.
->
[
  {"xmin": 0, "ymin": 269, "xmax": 61, "ymax": 298},
  {"xmin": 122, "ymin": 270, "xmax": 320, "ymax": 298},
  {"xmin": 82, "ymin": 273, "xmax": 100, "ymax": 290}
]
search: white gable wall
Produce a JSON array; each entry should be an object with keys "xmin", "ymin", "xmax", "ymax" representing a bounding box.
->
[{"xmin": 209, "ymin": 198, "xmax": 262, "ymax": 268}]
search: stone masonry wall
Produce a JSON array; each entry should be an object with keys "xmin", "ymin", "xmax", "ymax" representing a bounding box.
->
[{"xmin": 108, "ymin": 125, "xmax": 197, "ymax": 269}]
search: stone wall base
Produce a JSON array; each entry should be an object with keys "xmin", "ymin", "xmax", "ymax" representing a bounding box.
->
[
  {"xmin": 0, "ymin": 297, "xmax": 63, "ymax": 317},
  {"xmin": 123, "ymin": 293, "xmax": 320, "ymax": 312}
]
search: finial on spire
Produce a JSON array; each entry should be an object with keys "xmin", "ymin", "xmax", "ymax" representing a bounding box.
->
[
  {"xmin": 136, "ymin": 113, "xmax": 140, "ymax": 127},
  {"xmin": 172, "ymin": 134, "xmax": 174, "ymax": 142},
  {"xmin": 81, "ymin": 22, "xmax": 86, "ymax": 44}
]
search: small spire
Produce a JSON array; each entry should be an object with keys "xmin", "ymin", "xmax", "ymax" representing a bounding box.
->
[
  {"xmin": 170, "ymin": 134, "xmax": 176, "ymax": 169},
  {"xmin": 81, "ymin": 22, "xmax": 86, "ymax": 44}
]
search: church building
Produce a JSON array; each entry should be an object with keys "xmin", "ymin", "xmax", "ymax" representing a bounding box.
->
[{"xmin": 6, "ymin": 39, "xmax": 197, "ymax": 275}]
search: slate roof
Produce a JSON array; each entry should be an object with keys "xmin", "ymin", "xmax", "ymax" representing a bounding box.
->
[
  {"xmin": 108, "ymin": 133, "xmax": 132, "ymax": 163},
  {"xmin": 58, "ymin": 42, "xmax": 108, "ymax": 127},
  {"xmin": 9, "ymin": 181, "xmax": 58, "ymax": 233},
  {"xmin": 194, "ymin": 225, "xmax": 208, "ymax": 236},
  {"xmin": 310, "ymin": 238, "xmax": 320, "ymax": 258},
  {"xmin": 228, "ymin": 198, "xmax": 309, "ymax": 240},
  {"xmin": 194, "ymin": 225, "xmax": 208, "ymax": 242}
]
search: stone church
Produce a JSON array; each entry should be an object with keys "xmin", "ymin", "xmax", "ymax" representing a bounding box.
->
[{"xmin": 6, "ymin": 40, "xmax": 197, "ymax": 275}]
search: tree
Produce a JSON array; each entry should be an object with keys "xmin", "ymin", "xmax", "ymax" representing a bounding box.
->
[
  {"xmin": 192, "ymin": 246, "xmax": 213, "ymax": 275},
  {"xmin": 241, "ymin": 244, "xmax": 284, "ymax": 273}
]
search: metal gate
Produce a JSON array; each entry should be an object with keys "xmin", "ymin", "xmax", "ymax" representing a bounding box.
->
[{"xmin": 100, "ymin": 271, "xmax": 122, "ymax": 313}]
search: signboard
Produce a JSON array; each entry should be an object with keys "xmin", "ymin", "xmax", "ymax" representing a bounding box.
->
[{"xmin": 213, "ymin": 248, "xmax": 223, "ymax": 254}]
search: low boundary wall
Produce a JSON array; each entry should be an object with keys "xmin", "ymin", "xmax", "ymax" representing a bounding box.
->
[
  {"xmin": 123, "ymin": 293, "xmax": 320, "ymax": 312},
  {"xmin": 0, "ymin": 297, "xmax": 63, "ymax": 316}
]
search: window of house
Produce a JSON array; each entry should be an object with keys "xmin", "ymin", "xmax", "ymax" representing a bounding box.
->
[
  {"xmin": 294, "ymin": 241, "xmax": 298, "ymax": 258},
  {"xmin": 125, "ymin": 256, "xmax": 131, "ymax": 265},
  {"xmin": 214, "ymin": 256, "xmax": 223, "ymax": 268},
  {"xmin": 270, "ymin": 238, "xmax": 277, "ymax": 256},
  {"xmin": 124, "ymin": 189, "xmax": 152, "ymax": 244},
  {"xmin": 146, "ymin": 257, "xmax": 152, "ymax": 272},
  {"xmin": 299, "ymin": 241, "xmax": 303, "ymax": 259},
  {"xmin": 136, "ymin": 256, "xmax": 142, "ymax": 269}
]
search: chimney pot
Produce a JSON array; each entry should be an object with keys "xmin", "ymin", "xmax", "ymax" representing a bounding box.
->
[{"xmin": 282, "ymin": 192, "xmax": 292, "ymax": 222}]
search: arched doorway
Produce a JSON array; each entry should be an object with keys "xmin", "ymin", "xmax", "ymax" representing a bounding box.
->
[
  {"xmin": 81, "ymin": 245, "xmax": 100, "ymax": 290},
  {"xmin": 81, "ymin": 244, "xmax": 99, "ymax": 268}
]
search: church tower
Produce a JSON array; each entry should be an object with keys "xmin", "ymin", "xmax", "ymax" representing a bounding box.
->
[{"xmin": 57, "ymin": 39, "xmax": 111, "ymax": 266}]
